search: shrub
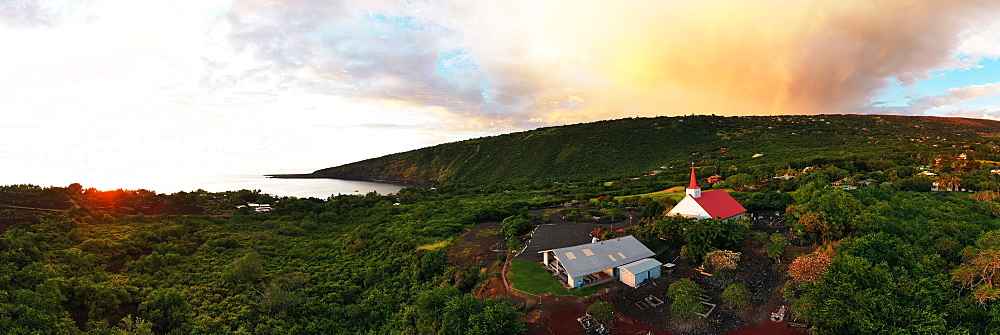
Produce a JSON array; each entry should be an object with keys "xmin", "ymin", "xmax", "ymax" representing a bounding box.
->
[
  {"xmin": 680, "ymin": 245, "xmax": 691, "ymax": 259},
  {"xmin": 224, "ymin": 252, "xmax": 264, "ymax": 284},
  {"xmin": 704, "ymin": 250, "xmax": 740, "ymax": 271},
  {"xmin": 671, "ymin": 294, "xmax": 704, "ymax": 320},
  {"xmin": 667, "ymin": 278, "xmax": 703, "ymax": 298},
  {"xmin": 788, "ymin": 251, "xmax": 832, "ymax": 282},
  {"xmin": 501, "ymin": 215, "xmax": 532, "ymax": 236},
  {"xmin": 506, "ymin": 237, "xmax": 520, "ymax": 252},
  {"xmin": 139, "ymin": 288, "xmax": 191, "ymax": 334},
  {"xmin": 766, "ymin": 234, "xmax": 789, "ymax": 262},
  {"xmin": 641, "ymin": 202, "xmax": 666, "ymax": 219},
  {"xmin": 722, "ymin": 283, "xmax": 750, "ymax": 309},
  {"xmin": 587, "ymin": 300, "xmax": 614, "ymax": 322},
  {"xmin": 206, "ymin": 237, "xmax": 240, "ymax": 249}
]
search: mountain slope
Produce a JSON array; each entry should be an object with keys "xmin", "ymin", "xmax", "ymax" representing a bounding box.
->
[{"xmin": 294, "ymin": 114, "xmax": 1000, "ymax": 184}]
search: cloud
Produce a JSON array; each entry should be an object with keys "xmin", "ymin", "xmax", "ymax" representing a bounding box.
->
[
  {"xmin": 0, "ymin": 0, "xmax": 62, "ymax": 28},
  {"xmin": 912, "ymin": 82, "xmax": 1000, "ymax": 110},
  {"xmin": 868, "ymin": 81, "xmax": 1000, "ymax": 116},
  {"xmin": 220, "ymin": 1, "xmax": 497, "ymax": 124},
  {"xmin": 216, "ymin": 0, "xmax": 1000, "ymax": 131},
  {"xmin": 528, "ymin": 1, "xmax": 1000, "ymax": 117},
  {"xmin": 956, "ymin": 20, "xmax": 1000, "ymax": 62}
]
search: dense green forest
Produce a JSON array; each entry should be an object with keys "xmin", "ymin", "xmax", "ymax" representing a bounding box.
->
[
  {"xmin": 8, "ymin": 114, "xmax": 1000, "ymax": 334},
  {"xmin": 298, "ymin": 114, "xmax": 1000, "ymax": 184},
  {"xmin": 783, "ymin": 186, "xmax": 1000, "ymax": 333},
  {"xmin": 0, "ymin": 184, "xmax": 548, "ymax": 334}
]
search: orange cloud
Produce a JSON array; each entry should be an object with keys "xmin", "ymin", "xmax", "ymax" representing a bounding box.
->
[
  {"xmin": 511, "ymin": 0, "xmax": 1000, "ymax": 119},
  {"xmin": 220, "ymin": 0, "xmax": 1000, "ymax": 130}
]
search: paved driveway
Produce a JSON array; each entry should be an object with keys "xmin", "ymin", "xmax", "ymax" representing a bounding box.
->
[
  {"xmin": 516, "ymin": 223, "xmax": 595, "ymax": 262},
  {"xmin": 515, "ymin": 208, "xmax": 641, "ymax": 262}
]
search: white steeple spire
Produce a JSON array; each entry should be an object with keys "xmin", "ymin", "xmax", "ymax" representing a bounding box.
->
[{"xmin": 686, "ymin": 163, "xmax": 701, "ymax": 198}]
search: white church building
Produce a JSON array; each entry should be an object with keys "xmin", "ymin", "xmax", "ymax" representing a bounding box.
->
[{"xmin": 666, "ymin": 164, "xmax": 747, "ymax": 221}]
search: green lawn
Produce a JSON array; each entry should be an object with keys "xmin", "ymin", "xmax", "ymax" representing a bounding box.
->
[
  {"xmin": 630, "ymin": 186, "xmax": 686, "ymax": 200},
  {"xmin": 509, "ymin": 259, "xmax": 603, "ymax": 297},
  {"xmin": 416, "ymin": 239, "xmax": 450, "ymax": 250}
]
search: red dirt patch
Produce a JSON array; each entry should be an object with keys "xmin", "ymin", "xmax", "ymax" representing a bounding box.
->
[
  {"xmin": 448, "ymin": 221, "xmax": 504, "ymax": 269},
  {"xmin": 724, "ymin": 320, "xmax": 803, "ymax": 335},
  {"xmin": 524, "ymin": 297, "xmax": 682, "ymax": 335},
  {"xmin": 477, "ymin": 268, "xmax": 514, "ymax": 300},
  {"xmin": 524, "ymin": 302, "xmax": 587, "ymax": 335},
  {"xmin": 613, "ymin": 313, "xmax": 678, "ymax": 335}
]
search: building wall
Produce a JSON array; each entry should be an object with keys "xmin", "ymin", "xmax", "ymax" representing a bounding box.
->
[
  {"xmin": 620, "ymin": 270, "xmax": 636, "ymax": 287},
  {"xmin": 723, "ymin": 213, "xmax": 745, "ymax": 221},
  {"xmin": 649, "ymin": 264, "xmax": 662, "ymax": 279},
  {"xmin": 666, "ymin": 196, "xmax": 710, "ymax": 219},
  {"xmin": 620, "ymin": 262, "xmax": 663, "ymax": 288},
  {"xmin": 635, "ymin": 271, "xmax": 649, "ymax": 285}
]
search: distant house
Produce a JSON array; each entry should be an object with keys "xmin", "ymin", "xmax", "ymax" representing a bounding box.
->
[
  {"xmin": 245, "ymin": 203, "xmax": 272, "ymax": 212},
  {"xmin": 832, "ymin": 178, "xmax": 857, "ymax": 190},
  {"xmin": 706, "ymin": 174, "xmax": 723, "ymax": 184},
  {"xmin": 666, "ymin": 164, "xmax": 747, "ymax": 221},
  {"xmin": 931, "ymin": 182, "xmax": 964, "ymax": 192},
  {"xmin": 540, "ymin": 236, "xmax": 660, "ymax": 289},
  {"xmin": 920, "ymin": 171, "xmax": 939, "ymax": 177}
]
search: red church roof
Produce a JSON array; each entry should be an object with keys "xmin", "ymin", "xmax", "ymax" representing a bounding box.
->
[{"xmin": 693, "ymin": 189, "xmax": 747, "ymax": 219}]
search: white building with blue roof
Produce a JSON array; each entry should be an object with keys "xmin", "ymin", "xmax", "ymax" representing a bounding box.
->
[{"xmin": 539, "ymin": 235, "xmax": 662, "ymax": 288}]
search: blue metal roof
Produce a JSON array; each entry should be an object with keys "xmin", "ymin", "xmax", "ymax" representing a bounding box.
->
[
  {"xmin": 619, "ymin": 258, "xmax": 662, "ymax": 275},
  {"xmin": 542, "ymin": 235, "xmax": 655, "ymax": 278}
]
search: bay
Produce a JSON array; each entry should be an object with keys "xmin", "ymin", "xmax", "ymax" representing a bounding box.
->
[
  {"xmin": 0, "ymin": 173, "xmax": 409, "ymax": 199},
  {"xmin": 177, "ymin": 174, "xmax": 410, "ymax": 198}
]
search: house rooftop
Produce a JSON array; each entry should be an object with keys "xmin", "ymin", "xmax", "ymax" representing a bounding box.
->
[
  {"xmin": 619, "ymin": 258, "xmax": 663, "ymax": 275},
  {"xmin": 541, "ymin": 235, "xmax": 655, "ymax": 278}
]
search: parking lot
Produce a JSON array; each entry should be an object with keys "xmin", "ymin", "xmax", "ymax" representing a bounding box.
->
[{"xmin": 515, "ymin": 208, "xmax": 639, "ymax": 262}]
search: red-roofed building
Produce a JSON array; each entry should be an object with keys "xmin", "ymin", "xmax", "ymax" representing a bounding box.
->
[{"xmin": 666, "ymin": 164, "xmax": 747, "ymax": 221}]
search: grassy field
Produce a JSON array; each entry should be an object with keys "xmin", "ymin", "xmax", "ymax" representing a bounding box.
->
[
  {"xmin": 416, "ymin": 239, "xmax": 450, "ymax": 250},
  {"xmin": 630, "ymin": 186, "xmax": 686, "ymax": 200},
  {"xmin": 509, "ymin": 259, "xmax": 603, "ymax": 297}
]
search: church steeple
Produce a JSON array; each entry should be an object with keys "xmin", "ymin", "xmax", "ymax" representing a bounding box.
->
[{"xmin": 686, "ymin": 163, "xmax": 701, "ymax": 198}]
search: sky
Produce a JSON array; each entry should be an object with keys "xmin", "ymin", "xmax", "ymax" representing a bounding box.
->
[{"xmin": 3, "ymin": 0, "xmax": 1000, "ymax": 192}]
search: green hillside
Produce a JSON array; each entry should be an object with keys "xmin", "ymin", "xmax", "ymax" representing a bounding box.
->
[
  {"xmin": 11, "ymin": 114, "xmax": 1000, "ymax": 334},
  {"xmin": 299, "ymin": 114, "xmax": 1000, "ymax": 184}
]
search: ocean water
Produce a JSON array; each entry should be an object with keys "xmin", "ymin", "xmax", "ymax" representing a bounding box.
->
[
  {"xmin": 165, "ymin": 174, "xmax": 411, "ymax": 198},
  {"xmin": 1, "ymin": 173, "xmax": 409, "ymax": 199}
]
